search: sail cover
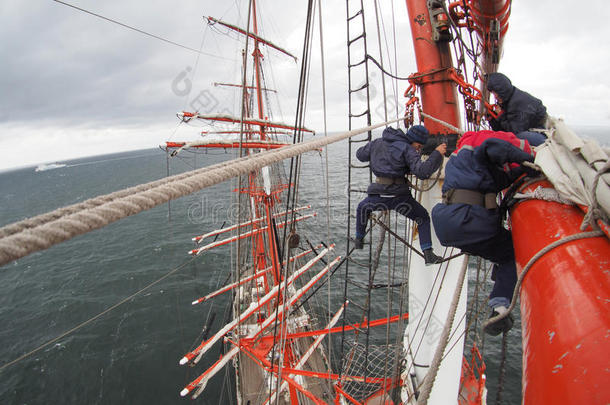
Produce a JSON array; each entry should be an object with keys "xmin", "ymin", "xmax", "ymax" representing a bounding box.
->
[{"xmin": 534, "ymin": 117, "xmax": 609, "ymax": 225}]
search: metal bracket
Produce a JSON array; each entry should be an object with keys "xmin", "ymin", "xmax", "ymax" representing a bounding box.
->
[
  {"xmin": 427, "ymin": 0, "xmax": 452, "ymax": 42},
  {"xmin": 489, "ymin": 18, "xmax": 501, "ymax": 63}
]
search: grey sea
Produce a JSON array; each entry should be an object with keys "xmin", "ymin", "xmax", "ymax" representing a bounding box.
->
[{"xmin": 1, "ymin": 127, "xmax": 607, "ymax": 404}]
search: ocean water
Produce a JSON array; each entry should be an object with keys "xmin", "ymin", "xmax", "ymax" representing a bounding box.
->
[{"xmin": 2, "ymin": 125, "xmax": 607, "ymax": 404}]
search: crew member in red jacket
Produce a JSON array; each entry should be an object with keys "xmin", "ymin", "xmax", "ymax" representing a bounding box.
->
[{"xmin": 432, "ymin": 130, "xmax": 535, "ymax": 335}]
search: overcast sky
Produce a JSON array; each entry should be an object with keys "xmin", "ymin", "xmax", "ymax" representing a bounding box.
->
[{"xmin": 1, "ymin": 0, "xmax": 609, "ymax": 171}]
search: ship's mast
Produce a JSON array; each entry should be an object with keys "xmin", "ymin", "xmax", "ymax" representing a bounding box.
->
[
  {"xmin": 251, "ymin": 0, "xmax": 266, "ymax": 140},
  {"xmin": 404, "ymin": 0, "xmax": 461, "ymax": 134}
]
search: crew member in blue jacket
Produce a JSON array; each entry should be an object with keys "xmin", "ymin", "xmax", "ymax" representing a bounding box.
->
[
  {"xmin": 487, "ymin": 72, "xmax": 548, "ymax": 146},
  {"xmin": 431, "ymin": 130, "xmax": 535, "ymax": 335},
  {"xmin": 353, "ymin": 125, "xmax": 446, "ymax": 265}
]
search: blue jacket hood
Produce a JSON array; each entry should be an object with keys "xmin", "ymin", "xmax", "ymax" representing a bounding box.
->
[
  {"xmin": 355, "ymin": 126, "xmax": 444, "ymax": 195},
  {"xmin": 487, "ymin": 73, "xmax": 514, "ymax": 103},
  {"xmin": 381, "ymin": 127, "xmax": 409, "ymax": 143}
]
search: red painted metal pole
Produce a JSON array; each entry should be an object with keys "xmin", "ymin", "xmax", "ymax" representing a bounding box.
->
[
  {"xmin": 405, "ymin": 0, "xmax": 461, "ymax": 134},
  {"xmin": 510, "ymin": 180, "xmax": 610, "ymax": 404},
  {"xmin": 251, "ymin": 0, "xmax": 267, "ymax": 140},
  {"xmin": 468, "ymin": 0, "xmax": 511, "ymax": 78}
]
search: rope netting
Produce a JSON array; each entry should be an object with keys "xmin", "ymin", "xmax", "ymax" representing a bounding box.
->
[{"xmin": 341, "ymin": 341, "xmax": 404, "ymax": 401}]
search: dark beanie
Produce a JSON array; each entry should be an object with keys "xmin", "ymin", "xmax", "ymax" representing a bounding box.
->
[{"xmin": 406, "ymin": 125, "xmax": 429, "ymax": 144}]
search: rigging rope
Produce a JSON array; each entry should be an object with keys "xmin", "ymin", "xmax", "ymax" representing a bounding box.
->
[
  {"xmin": 420, "ymin": 112, "xmax": 463, "ymax": 135},
  {"xmin": 270, "ymin": 1, "xmax": 316, "ymax": 400},
  {"xmin": 316, "ymin": 0, "xmax": 335, "ymax": 394},
  {"xmin": 483, "ymin": 229, "xmax": 604, "ymax": 329},
  {"xmin": 0, "ymin": 255, "xmax": 197, "ymax": 372},
  {"xmin": 0, "ymin": 118, "xmax": 403, "ymax": 268},
  {"xmin": 366, "ymin": 55, "xmax": 411, "ymax": 81},
  {"xmin": 52, "ymin": 0, "xmax": 222, "ymax": 58},
  {"xmin": 495, "ymin": 330, "xmax": 509, "ymax": 405},
  {"xmin": 416, "ymin": 255, "xmax": 469, "ymax": 405}
]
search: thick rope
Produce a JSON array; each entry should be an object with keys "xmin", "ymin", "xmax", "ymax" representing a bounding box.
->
[
  {"xmin": 420, "ymin": 112, "xmax": 463, "ymax": 135},
  {"xmin": 495, "ymin": 331, "xmax": 508, "ymax": 405},
  {"xmin": 408, "ymin": 165, "xmax": 442, "ymax": 193},
  {"xmin": 581, "ymin": 159, "xmax": 610, "ymax": 231},
  {"xmin": 0, "ymin": 117, "xmax": 402, "ymax": 268},
  {"xmin": 483, "ymin": 230, "xmax": 604, "ymax": 329},
  {"xmin": 416, "ymin": 254, "xmax": 469, "ymax": 405},
  {"xmin": 513, "ymin": 185, "xmax": 573, "ymax": 205},
  {"xmin": 316, "ymin": 0, "xmax": 334, "ymax": 394}
]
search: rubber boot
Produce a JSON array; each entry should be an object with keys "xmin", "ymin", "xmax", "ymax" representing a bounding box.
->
[
  {"xmin": 423, "ymin": 248, "xmax": 443, "ymax": 265},
  {"xmin": 352, "ymin": 237, "xmax": 364, "ymax": 250}
]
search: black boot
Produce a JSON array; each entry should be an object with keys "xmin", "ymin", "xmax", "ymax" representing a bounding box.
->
[
  {"xmin": 423, "ymin": 249, "xmax": 443, "ymax": 265},
  {"xmin": 484, "ymin": 307, "xmax": 514, "ymax": 336},
  {"xmin": 351, "ymin": 237, "xmax": 364, "ymax": 250}
]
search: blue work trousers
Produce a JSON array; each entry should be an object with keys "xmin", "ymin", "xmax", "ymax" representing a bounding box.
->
[
  {"xmin": 458, "ymin": 228, "xmax": 517, "ymax": 308},
  {"xmin": 356, "ymin": 194, "xmax": 433, "ymax": 251}
]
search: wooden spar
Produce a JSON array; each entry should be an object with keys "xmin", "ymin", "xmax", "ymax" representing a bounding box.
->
[
  {"xmin": 179, "ymin": 245, "xmax": 334, "ymax": 365},
  {"xmin": 199, "ymin": 131, "xmax": 288, "ymax": 135},
  {"xmin": 405, "ymin": 0, "xmax": 460, "ymax": 134},
  {"xmin": 192, "ymin": 205, "xmax": 311, "ymax": 243},
  {"xmin": 200, "ymin": 130, "xmax": 291, "ymax": 135},
  {"xmin": 184, "ymin": 274, "xmax": 326, "ymax": 397},
  {"xmin": 334, "ymin": 384, "xmax": 362, "ymax": 405},
  {"xmin": 165, "ymin": 141, "xmax": 289, "ymax": 150},
  {"xmin": 269, "ymin": 367, "xmax": 395, "ymax": 385},
  {"xmin": 180, "ymin": 346, "xmax": 240, "ymax": 397},
  {"xmin": 181, "ymin": 256, "xmax": 341, "ymax": 398},
  {"xmin": 177, "ymin": 112, "xmax": 315, "ymax": 134},
  {"xmin": 191, "ymin": 246, "xmax": 321, "ymax": 305},
  {"xmin": 264, "ymin": 301, "xmax": 348, "ymax": 405},
  {"xmin": 213, "ymin": 82, "xmax": 277, "ymax": 93},
  {"xmin": 245, "ymin": 313, "xmax": 409, "ymax": 344},
  {"xmin": 205, "ymin": 16, "xmax": 297, "ymax": 61},
  {"xmin": 228, "ymin": 338, "xmax": 327, "ymax": 405},
  {"xmin": 510, "ymin": 180, "xmax": 610, "ymax": 404},
  {"xmin": 249, "ymin": 256, "xmax": 342, "ymax": 340},
  {"xmin": 263, "ymin": 196, "xmax": 282, "ymax": 284},
  {"xmin": 189, "ymin": 213, "xmax": 316, "ymax": 255},
  {"xmin": 251, "ymin": 0, "xmax": 265, "ymax": 134}
]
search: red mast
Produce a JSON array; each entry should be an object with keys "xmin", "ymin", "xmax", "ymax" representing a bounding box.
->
[
  {"xmin": 251, "ymin": 0, "xmax": 266, "ymax": 140},
  {"xmin": 510, "ymin": 181, "xmax": 610, "ymax": 404},
  {"xmin": 405, "ymin": 1, "xmax": 610, "ymax": 403},
  {"xmin": 405, "ymin": 0, "xmax": 460, "ymax": 134}
]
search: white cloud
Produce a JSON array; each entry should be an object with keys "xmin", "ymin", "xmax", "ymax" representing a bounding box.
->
[{"xmin": 1, "ymin": 0, "xmax": 609, "ymax": 170}]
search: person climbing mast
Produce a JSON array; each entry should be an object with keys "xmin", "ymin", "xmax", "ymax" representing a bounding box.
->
[
  {"xmin": 353, "ymin": 125, "xmax": 446, "ymax": 265},
  {"xmin": 432, "ymin": 130, "xmax": 536, "ymax": 335},
  {"xmin": 486, "ymin": 72, "xmax": 548, "ymax": 146}
]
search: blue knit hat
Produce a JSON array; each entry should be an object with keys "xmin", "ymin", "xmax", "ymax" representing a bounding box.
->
[{"xmin": 406, "ymin": 125, "xmax": 429, "ymax": 144}]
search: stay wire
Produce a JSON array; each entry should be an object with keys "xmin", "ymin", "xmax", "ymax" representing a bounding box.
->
[
  {"xmin": 0, "ymin": 254, "xmax": 198, "ymax": 373},
  {"xmin": 268, "ymin": 0, "xmax": 315, "ymax": 402},
  {"xmin": 390, "ymin": 0, "xmax": 400, "ymax": 119},
  {"xmin": 402, "ymin": 250, "xmax": 454, "ymax": 382},
  {"xmin": 234, "ymin": 2, "xmax": 253, "ymax": 402},
  {"xmin": 52, "ymin": 0, "xmax": 226, "ymax": 58},
  {"xmin": 366, "ymin": 55, "xmax": 412, "ymax": 81},
  {"xmin": 373, "ymin": 0, "xmax": 389, "ymax": 123},
  {"xmin": 316, "ymin": 0, "xmax": 334, "ymax": 394},
  {"xmin": 496, "ymin": 331, "xmax": 509, "ymax": 405}
]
